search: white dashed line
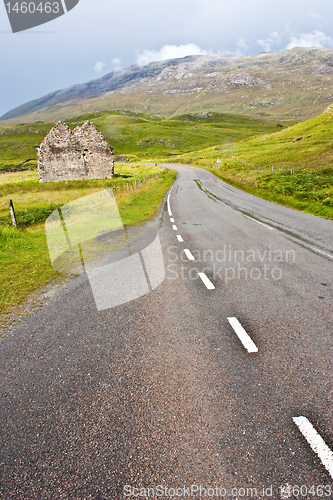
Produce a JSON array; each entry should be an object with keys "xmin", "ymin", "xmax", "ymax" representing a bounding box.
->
[
  {"xmin": 310, "ymin": 247, "xmax": 333, "ymax": 259},
  {"xmin": 176, "ymin": 235, "xmax": 184, "ymax": 242},
  {"xmin": 198, "ymin": 273, "xmax": 215, "ymax": 290},
  {"xmin": 172, "ymin": 225, "xmax": 178, "ymax": 230},
  {"xmin": 167, "ymin": 191, "xmax": 172, "ymax": 216},
  {"xmin": 243, "ymin": 215, "xmax": 274, "ymax": 230},
  {"xmin": 184, "ymin": 249, "xmax": 195, "ymax": 261},
  {"xmin": 227, "ymin": 317, "xmax": 258, "ymax": 353},
  {"xmin": 293, "ymin": 416, "xmax": 333, "ymax": 478},
  {"xmin": 170, "ymin": 218, "xmax": 175, "ymax": 223}
]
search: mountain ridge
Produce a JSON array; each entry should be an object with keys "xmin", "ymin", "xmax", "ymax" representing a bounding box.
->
[
  {"xmin": 1, "ymin": 56, "xmax": 200, "ymax": 120},
  {"xmin": 2, "ymin": 48, "xmax": 333, "ymax": 124}
]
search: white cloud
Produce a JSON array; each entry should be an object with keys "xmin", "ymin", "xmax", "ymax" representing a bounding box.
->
[
  {"xmin": 237, "ymin": 38, "xmax": 248, "ymax": 53},
  {"xmin": 135, "ymin": 43, "xmax": 211, "ymax": 66},
  {"xmin": 310, "ymin": 12, "xmax": 322, "ymax": 20},
  {"xmin": 111, "ymin": 58, "xmax": 122, "ymax": 72},
  {"xmin": 94, "ymin": 61, "xmax": 106, "ymax": 74},
  {"xmin": 286, "ymin": 30, "xmax": 333, "ymax": 49},
  {"xmin": 257, "ymin": 31, "xmax": 281, "ymax": 52},
  {"xmin": 94, "ymin": 59, "xmax": 122, "ymax": 76}
]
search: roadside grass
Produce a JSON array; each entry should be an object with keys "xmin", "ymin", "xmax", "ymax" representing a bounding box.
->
[
  {"xmin": 115, "ymin": 169, "xmax": 176, "ymax": 225},
  {"xmin": 0, "ymin": 227, "xmax": 59, "ymax": 316},
  {"xmin": 157, "ymin": 108, "xmax": 333, "ymax": 218},
  {"xmin": 206, "ymin": 168, "xmax": 333, "ymax": 219},
  {"xmin": 0, "ymin": 167, "xmax": 176, "ymax": 317},
  {"xmin": 0, "ymin": 164, "xmax": 163, "ymax": 220}
]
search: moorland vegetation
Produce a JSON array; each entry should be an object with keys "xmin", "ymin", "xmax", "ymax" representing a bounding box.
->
[{"xmin": 0, "ymin": 107, "xmax": 332, "ymax": 323}]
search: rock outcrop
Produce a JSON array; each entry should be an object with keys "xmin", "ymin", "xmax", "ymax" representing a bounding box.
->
[{"xmin": 37, "ymin": 121, "xmax": 114, "ymax": 183}]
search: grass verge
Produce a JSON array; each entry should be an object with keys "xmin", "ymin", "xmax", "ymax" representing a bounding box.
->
[
  {"xmin": 0, "ymin": 227, "xmax": 59, "ymax": 317},
  {"xmin": 203, "ymin": 166, "xmax": 333, "ymax": 219},
  {"xmin": 0, "ymin": 168, "xmax": 176, "ymax": 321}
]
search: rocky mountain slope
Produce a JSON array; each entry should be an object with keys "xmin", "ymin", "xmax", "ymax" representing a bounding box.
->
[{"xmin": 2, "ymin": 47, "xmax": 333, "ymax": 124}]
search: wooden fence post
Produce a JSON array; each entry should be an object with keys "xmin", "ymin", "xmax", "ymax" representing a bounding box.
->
[{"xmin": 8, "ymin": 199, "xmax": 17, "ymax": 228}]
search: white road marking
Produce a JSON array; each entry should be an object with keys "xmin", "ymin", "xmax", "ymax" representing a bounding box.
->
[
  {"xmin": 167, "ymin": 191, "xmax": 172, "ymax": 216},
  {"xmin": 172, "ymin": 225, "xmax": 178, "ymax": 230},
  {"xmin": 227, "ymin": 317, "xmax": 258, "ymax": 353},
  {"xmin": 293, "ymin": 416, "xmax": 333, "ymax": 478},
  {"xmin": 198, "ymin": 272, "xmax": 215, "ymax": 290},
  {"xmin": 184, "ymin": 249, "xmax": 195, "ymax": 261},
  {"xmin": 243, "ymin": 214, "xmax": 274, "ymax": 230},
  {"xmin": 177, "ymin": 235, "xmax": 184, "ymax": 242},
  {"xmin": 310, "ymin": 247, "xmax": 333, "ymax": 259},
  {"xmin": 170, "ymin": 218, "xmax": 175, "ymax": 223}
]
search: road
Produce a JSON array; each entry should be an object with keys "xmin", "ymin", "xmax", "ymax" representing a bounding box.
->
[{"xmin": 1, "ymin": 164, "xmax": 332, "ymax": 499}]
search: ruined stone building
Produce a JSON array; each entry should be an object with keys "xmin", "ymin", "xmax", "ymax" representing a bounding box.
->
[{"xmin": 37, "ymin": 121, "xmax": 114, "ymax": 182}]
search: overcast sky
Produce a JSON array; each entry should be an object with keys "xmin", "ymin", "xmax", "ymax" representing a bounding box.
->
[{"xmin": 1, "ymin": 0, "xmax": 333, "ymax": 117}]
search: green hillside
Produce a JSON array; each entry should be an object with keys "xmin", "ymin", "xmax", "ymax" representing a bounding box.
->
[
  {"xmin": 162, "ymin": 107, "xmax": 333, "ymax": 218},
  {"xmin": 0, "ymin": 107, "xmax": 331, "ymax": 220},
  {"xmin": 227, "ymin": 105, "xmax": 333, "ymax": 169},
  {"xmin": 0, "ymin": 107, "xmax": 332, "ymax": 318},
  {"xmin": 0, "ymin": 110, "xmax": 292, "ymax": 172}
]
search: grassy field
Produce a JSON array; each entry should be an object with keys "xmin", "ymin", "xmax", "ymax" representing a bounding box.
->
[
  {"xmin": 158, "ymin": 108, "xmax": 333, "ymax": 218},
  {"xmin": 0, "ymin": 110, "xmax": 292, "ymax": 171},
  {"xmin": 0, "ymin": 163, "xmax": 164, "ymax": 218},
  {"xmin": 0, "ymin": 166, "xmax": 176, "ymax": 319},
  {"xmin": 1, "ymin": 106, "xmax": 332, "ymax": 320}
]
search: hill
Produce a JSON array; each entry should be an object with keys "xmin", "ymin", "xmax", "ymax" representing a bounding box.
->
[
  {"xmin": 226, "ymin": 104, "xmax": 333, "ymax": 170},
  {"xmin": 165, "ymin": 106, "xmax": 333, "ymax": 217},
  {"xmin": 183, "ymin": 104, "xmax": 333, "ymax": 170},
  {"xmin": 1, "ymin": 48, "xmax": 333, "ymax": 124},
  {"xmin": 0, "ymin": 110, "xmax": 291, "ymax": 172}
]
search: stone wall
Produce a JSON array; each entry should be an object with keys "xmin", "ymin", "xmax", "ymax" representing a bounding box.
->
[{"xmin": 37, "ymin": 121, "xmax": 114, "ymax": 183}]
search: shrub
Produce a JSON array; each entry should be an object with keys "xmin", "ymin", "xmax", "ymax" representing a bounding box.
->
[{"xmin": 0, "ymin": 205, "xmax": 60, "ymax": 228}]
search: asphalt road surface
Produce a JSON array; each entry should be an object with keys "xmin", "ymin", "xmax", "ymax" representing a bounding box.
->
[{"xmin": 1, "ymin": 165, "xmax": 332, "ymax": 499}]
